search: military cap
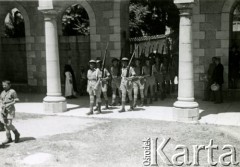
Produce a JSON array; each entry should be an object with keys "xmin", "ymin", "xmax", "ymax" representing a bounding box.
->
[
  {"xmin": 89, "ymin": 60, "xmax": 96, "ymax": 63},
  {"xmin": 112, "ymin": 58, "xmax": 119, "ymax": 62},
  {"xmin": 96, "ymin": 59, "xmax": 102, "ymax": 63},
  {"xmin": 121, "ymin": 57, "xmax": 129, "ymax": 61}
]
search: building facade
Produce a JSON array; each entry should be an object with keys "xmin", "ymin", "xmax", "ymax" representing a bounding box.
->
[{"xmin": 0, "ymin": 0, "xmax": 238, "ymax": 119}]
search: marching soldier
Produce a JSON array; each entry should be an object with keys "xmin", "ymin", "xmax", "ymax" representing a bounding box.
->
[
  {"xmin": 142, "ymin": 57, "xmax": 157, "ymax": 104},
  {"xmin": 133, "ymin": 58, "xmax": 145, "ymax": 107},
  {"xmin": 110, "ymin": 58, "xmax": 121, "ymax": 106},
  {"xmin": 119, "ymin": 57, "xmax": 136, "ymax": 112},
  {"xmin": 86, "ymin": 60, "xmax": 102, "ymax": 115},
  {"xmin": 154, "ymin": 53, "xmax": 163, "ymax": 100},
  {"xmin": 95, "ymin": 59, "xmax": 111, "ymax": 110}
]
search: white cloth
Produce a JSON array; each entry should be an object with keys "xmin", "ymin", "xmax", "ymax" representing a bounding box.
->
[{"xmin": 65, "ymin": 71, "xmax": 74, "ymax": 97}]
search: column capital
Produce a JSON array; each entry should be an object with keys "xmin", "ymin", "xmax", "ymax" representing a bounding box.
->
[
  {"xmin": 38, "ymin": 8, "xmax": 61, "ymax": 21},
  {"xmin": 174, "ymin": 0, "xmax": 195, "ymax": 15}
]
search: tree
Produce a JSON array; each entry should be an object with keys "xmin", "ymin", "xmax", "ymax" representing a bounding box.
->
[
  {"xmin": 129, "ymin": 0, "xmax": 179, "ymax": 38},
  {"xmin": 62, "ymin": 4, "xmax": 90, "ymax": 36}
]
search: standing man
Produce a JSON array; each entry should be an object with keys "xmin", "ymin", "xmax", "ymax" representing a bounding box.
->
[
  {"xmin": 96, "ymin": 59, "xmax": 111, "ymax": 110},
  {"xmin": 86, "ymin": 60, "xmax": 102, "ymax": 115},
  {"xmin": 212, "ymin": 57, "xmax": 224, "ymax": 104},
  {"xmin": 204, "ymin": 57, "xmax": 217, "ymax": 101},
  {"xmin": 0, "ymin": 80, "xmax": 20, "ymax": 144},
  {"xmin": 110, "ymin": 58, "xmax": 121, "ymax": 106},
  {"xmin": 133, "ymin": 58, "xmax": 145, "ymax": 107},
  {"xmin": 119, "ymin": 57, "xmax": 136, "ymax": 112}
]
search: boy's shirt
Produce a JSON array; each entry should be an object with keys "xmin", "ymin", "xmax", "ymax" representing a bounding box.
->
[{"xmin": 0, "ymin": 89, "xmax": 18, "ymax": 112}]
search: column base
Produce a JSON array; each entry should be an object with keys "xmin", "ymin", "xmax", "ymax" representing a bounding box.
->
[
  {"xmin": 43, "ymin": 96, "xmax": 67, "ymax": 113},
  {"xmin": 173, "ymin": 101, "xmax": 199, "ymax": 123}
]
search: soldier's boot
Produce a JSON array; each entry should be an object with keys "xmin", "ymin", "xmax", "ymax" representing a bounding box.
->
[
  {"xmin": 94, "ymin": 105, "xmax": 99, "ymax": 111},
  {"xmin": 13, "ymin": 129, "xmax": 20, "ymax": 143},
  {"xmin": 133, "ymin": 98, "xmax": 137, "ymax": 108},
  {"xmin": 95, "ymin": 102, "xmax": 102, "ymax": 114},
  {"xmin": 139, "ymin": 98, "xmax": 144, "ymax": 107},
  {"xmin": 110, "ymin": 100, "xmax": 116, "ymax": 106},
  {"xmin": 102, "ymin": 100, "xmax": 109, "ymax": 110},
  {"xmin": 86, "ymin": 103, "xmax": 94, "ymax": 115},
  {"xmin": 128, "ymin": 100, "xmax": 134, "ymax": 111},
  {"xmin": 2, "ymin": 131, "xmax": 13, "ymax": 145},
  {"xmin": 118, "ymin": 102, "xmax": 126, "ymax": 113}
]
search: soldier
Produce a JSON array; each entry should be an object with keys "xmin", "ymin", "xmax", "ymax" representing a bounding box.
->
[
  {"xmin": 142, "ymin": 57, "xmax": 157, "ymax": 104},
  {"xmin": 154, "ymin": 51, "xmax": 162, "ymax": 100},
  {"xmin": 119, "ymin": 57, "xmax": 136, "ymax": 112},
  {"xmin": 95, "ymin": 59, "xmax": 111, "ymax": 110},
  {"xmin": 160, "ymin": 56, "xmax": 168, "ymax": 100},
  {"xmin": 133, "ymin": 58, "xmax": 145, "ymax": 107},
  {"xmin": 110, "ymin": 58, "xmax": 121, "ymax": 106},
  {"xmin": 86, "ymin": 60, "xmax": 102, "ymax": 115}
]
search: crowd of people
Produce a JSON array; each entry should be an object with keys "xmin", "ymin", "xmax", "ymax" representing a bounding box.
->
[{"xmin": 84, "ymin": 49, "xmax": 178, "ymax": 115}]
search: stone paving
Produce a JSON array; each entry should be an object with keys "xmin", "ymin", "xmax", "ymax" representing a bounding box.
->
[{"xmin": 15, "ymin": 93, "xmax": 240, "ymax": 126}]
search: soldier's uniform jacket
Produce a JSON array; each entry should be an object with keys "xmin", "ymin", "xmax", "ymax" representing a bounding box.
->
[
  {"xmin": 142, "ymin": 65, "xmax": 157, "ymax": 83},
  {"xmin": 142, "ymin": 65, "xmax": 157, "ymax": 77},
  {"xmin": 96, "ymin": 68, "xmax": 110, "ymax": 83},
  {"xmin": 110, "ymin": 66, "xmax": 119, "ymax": 79},
  {"xmin": 87, "ymin": 68, "xmax": 100, "ymax": 92},
  {"xmin": 134, "ymin": 66, "xmax": 141, "ymax": 76},
  {"xmin": 121, "ymin": 66, "xmax": 136, "ymax": 85}
]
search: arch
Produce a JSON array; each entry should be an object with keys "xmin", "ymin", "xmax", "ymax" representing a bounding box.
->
[
  {"xmin": 0, "ymin": 2, "xmax": 32, "ymax": 85},
  {"xmin": 57, "ymin": 0, "xmax": 96, "ymax": 36},
  {"xmin": 2, "ymin": 2, "xmax": 31, "ymax": 37},
  {"xmin": 222, "ymin": 0, "xmax": 240, "ymax": 13}
]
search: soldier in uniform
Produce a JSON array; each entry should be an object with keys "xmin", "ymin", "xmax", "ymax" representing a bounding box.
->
[
  {"xmin": 95, "ymin": 59, "xmax": 111, "ymax": 110},
  {"xmin": 142, "ymin": 57, "xmax": 157, "ymax": 104},
  {"xmin": 86, "ymin": 60, "xmax": 102, "ymax": 115},
  {"xmin": 154, "ymin": 51, "xmax": 162, "ymax": 100},
  {"xmin": 110, "ymin": 58, "xmax": 121, "ymax": 106},
  {"xmin": 119, "ymin": 57, "xmax": 136, "ymax": 112},
  {"xmin": 132, "ymin": 58, "xmax": 145, "ymax": 107}
]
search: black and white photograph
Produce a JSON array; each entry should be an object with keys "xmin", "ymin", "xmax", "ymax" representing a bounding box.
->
[{"xmin": 0, "ymin": 0, "xmax": 239, "ymax": 166}]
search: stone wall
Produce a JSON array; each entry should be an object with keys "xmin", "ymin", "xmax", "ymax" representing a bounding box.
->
[
  {"xmin": 192, "ymin": 0, "xmax": 230, "ymax": 98},
  {"xmin": 59, "ymin": 36, "xmax": 90, "ymax": 87},
  {"xmin": 0, "ymin": 0, "xmax": 129, "ymax": 93},
  {"xmin": 1, "ymin": 38, "xmax": 28, "ymax": 83}
]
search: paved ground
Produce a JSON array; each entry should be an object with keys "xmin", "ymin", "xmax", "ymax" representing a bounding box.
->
[
  {"xmin": 0, "ymin": 93, "xmax": 239, "ymax": 166},
  {"xmin": 15, "ymin": 93, "xmax": 240, "ymax": 126}
]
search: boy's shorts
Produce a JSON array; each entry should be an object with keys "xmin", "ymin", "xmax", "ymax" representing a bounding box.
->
[{"xmin": 0, "ymin": 109, "xmax": 15, "ymax": 125}]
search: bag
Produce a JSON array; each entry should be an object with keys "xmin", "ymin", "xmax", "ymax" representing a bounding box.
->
[
  {"xmin": 174, "ymin": 76, "xmax": 178, "ymax": 84},
  {"xmin": 211, "ymin": 83, "xmax": 220, "ymax": 91}
]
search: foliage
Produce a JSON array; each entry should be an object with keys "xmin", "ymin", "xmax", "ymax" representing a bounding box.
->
[
  {"xmin": 4, "ymin": 9, "xmax": 25, "ymax": 38},
  {"xmin": 62, "ymin": 4, "xmax": 90, "ymax": 36},
  {"xmin": 129, "ymin": 0, "xmax": 179, "ymax": 38}
]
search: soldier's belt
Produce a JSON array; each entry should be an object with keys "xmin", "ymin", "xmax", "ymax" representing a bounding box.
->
[{"xmin": 88, "ymin": 79, "xmax": 97, "ymax": 81}]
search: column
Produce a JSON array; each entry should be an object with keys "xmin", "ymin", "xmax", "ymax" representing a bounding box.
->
[
  {"xmin": 173, "ymin": 0, "xmax": 199, "ymax": 122},
  {"xmin": 39, "ymin": 8, "xmax": 67, "ymax": 113}
]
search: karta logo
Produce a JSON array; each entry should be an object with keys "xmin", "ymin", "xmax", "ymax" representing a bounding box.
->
[{"xmin": 142, "ymin": 137, "xmax": 239, "ymax": 166}]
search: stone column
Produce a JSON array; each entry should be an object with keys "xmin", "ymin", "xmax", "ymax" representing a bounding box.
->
[
  {"xmin": 173, "ymin": 0, "xmax": 199, "ymax": 122},
  {"xmin": 39, "ymin": 8, "xmax": 66, "ymax": 113}
]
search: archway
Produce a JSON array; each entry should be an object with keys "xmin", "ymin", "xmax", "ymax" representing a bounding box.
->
[
  {"xmin": 58, "ymin": 3, "xmax": 92, "ymax": 95},
  {"xmin": 1, "ymin": 8, "xmax": 28, "ymax": 84}
]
